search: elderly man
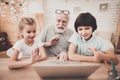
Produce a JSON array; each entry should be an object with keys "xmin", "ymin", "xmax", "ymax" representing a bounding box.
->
[{"xmin": 38, "ymin": 9, "xmax": 73, "ymax": 61}]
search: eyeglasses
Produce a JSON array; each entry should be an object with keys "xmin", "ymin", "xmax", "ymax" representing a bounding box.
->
[{"xmin": 55, "ymin": 9, "xmax": 70, "ymax": 15}]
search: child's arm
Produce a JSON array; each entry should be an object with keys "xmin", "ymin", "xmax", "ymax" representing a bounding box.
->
[
  {"xmin": 68, "ymin": 43, "xmax": 101, "ymax": 62},
  {"xmin": 8, "ymin": 48, "xmax": 42, "ymax": 69},
  {"xmin": 88, "ymin": 48, "xmax": 119, "ymax": 65},
  {"xmin": 99, "ymin": 49, "xmax": 119, "ymax": 65},
  {"xmin": 38, "ymin": 46, "xmax": 47, "ymax": 61}
]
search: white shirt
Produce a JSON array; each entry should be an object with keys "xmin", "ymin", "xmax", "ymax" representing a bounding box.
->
[{"xmin": 7, "ymin": 39, "xmax": 42, "ymax": 59}]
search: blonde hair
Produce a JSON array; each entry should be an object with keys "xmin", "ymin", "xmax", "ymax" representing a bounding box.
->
[
  {"xmin": 18, "ymin": 17, "xmax": 35, "ymax": 30},
  {"xmin": 18, "ymin": 17, "xmax": 36, "ymax": 39}
]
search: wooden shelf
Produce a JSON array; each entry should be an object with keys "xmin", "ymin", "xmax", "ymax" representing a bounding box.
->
[
  {"xmin": 116, "ymin": 50, "xmax": 120, "ymax": 52},
  {"xmin": 0, "ymin": 51, "xmax": 8, "ymax": 58},
  {"xmin": 115, "ymin": 49, "xmax": 120, "ymax": 54},
  {"xmin": 115, "ymin": 14, "xmax": 120, "ymax": 54}
]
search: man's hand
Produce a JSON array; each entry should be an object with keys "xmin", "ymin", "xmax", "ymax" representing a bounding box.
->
[
  {"xmin": 44, "ymin": 35, "xmax": 60, "ymax": 47},
  {"xmin": 56, "ymin": 52, "xmax": 68, "ymax": 62}
]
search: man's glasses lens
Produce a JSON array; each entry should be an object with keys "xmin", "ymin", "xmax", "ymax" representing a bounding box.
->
[
  {"xmin": 56, "ymin": 9, "xmax": 62, "ymax": 14},
  {"xmin": 63, "ymin": 10, "xmax": 70, "ymax": 15},
  {"xmin": 55, "ymin": 9, "xmax": 70, "ymax": 15}
]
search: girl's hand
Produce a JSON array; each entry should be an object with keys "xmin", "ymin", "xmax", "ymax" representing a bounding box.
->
[{"xmin": 31, "ymin": 48, "xmax": 41, "ymax": 63}]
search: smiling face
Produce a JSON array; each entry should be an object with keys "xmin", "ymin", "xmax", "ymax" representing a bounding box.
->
[
  {"xmin": 55, "ymin": 13, "xmax": 69, "ymax": 33},
  {"xmin": 74, "ymin": 12, "xmax": 97, "ymax": 35},
  {"xmin": 77, "ymin": 26, "xmax": 93, "ymax": 40},
  {"xmin": 18, "ymin": 17, "xmax": 36, "ymax": 44},
  {"xmin": 21, "ymin": 23, "xmax": 36, "ymax": 43}
]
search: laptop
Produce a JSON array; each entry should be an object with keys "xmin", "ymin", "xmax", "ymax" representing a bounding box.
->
[{"xmin": 32, "ymin": 57, "xmax": 101, "ymax": 79}]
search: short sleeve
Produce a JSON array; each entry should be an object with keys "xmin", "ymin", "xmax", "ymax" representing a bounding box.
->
[
  {"xmin": 38, "ymin": 26, "xmax": 49, "ymax": 42},
  {"xmin": 69, "ymin": 32, "xmax": 79, "ymax": 46},
  {"xmin": 7, "ymin": 40, "xmax": 23, "ymax": 58},
  {"xmin": 35, "ymin": 39, "xmax": 43, "ymax": 47},
  {"xmin": 12, "ymin": 40, "xmax": 22, "ymax": 51},
  {"xmin": 98, "ymin": 39, "xmax": 114, "ymax": 52}
]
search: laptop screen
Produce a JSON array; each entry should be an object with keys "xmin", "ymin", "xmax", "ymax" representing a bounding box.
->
[{"xmin": 32, "ymin": 58, "xmax": 101, "ymax": 78}]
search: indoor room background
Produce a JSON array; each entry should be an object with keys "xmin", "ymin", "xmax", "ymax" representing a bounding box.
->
[{"xmin": 0, "ymin": 0, "xmax": 120, "ymax": 57}]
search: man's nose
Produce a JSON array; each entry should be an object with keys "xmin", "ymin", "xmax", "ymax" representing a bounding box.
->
[{"xmin": 59, "ymin": 21, "xmax": 64, "ymax": 26}]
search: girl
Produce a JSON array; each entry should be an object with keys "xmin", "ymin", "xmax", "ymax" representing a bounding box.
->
[
  {"xmin": 68, "ymin": 12, "xmax": 119, "ymax": 64},
  {"xmin": 7, "ymin": 17, "xmax": 47, "ymax": 69}
]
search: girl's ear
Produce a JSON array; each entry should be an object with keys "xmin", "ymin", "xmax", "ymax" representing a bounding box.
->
[
  {"xmin": 19, "ymin": 29, "xmax": 22, "ymax": 33},
  {"xmin": 18, "ymin": 29, "xmax": 24, "ymax": 39}
]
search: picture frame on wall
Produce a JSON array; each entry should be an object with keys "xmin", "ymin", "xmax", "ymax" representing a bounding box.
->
[{"xmin": 99, "ymin": 3, "xmax": 108, "ymax": 11}]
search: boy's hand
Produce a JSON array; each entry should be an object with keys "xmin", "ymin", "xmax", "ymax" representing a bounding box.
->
[{"xmin": 88, "ymin": 48, "xmax": 101, "ymax": 62}]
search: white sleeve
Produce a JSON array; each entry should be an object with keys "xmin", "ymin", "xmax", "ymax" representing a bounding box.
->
[
  {"xmin": 12, "ymin": 40, "xmax": 22, "ymax": 51},
  {"xmin": 6, "ymin": 40, "xmax": 22, "ymax": 58},
  {"xmin": 35, "ymin": 39, "xmax": 43, "ymax": 47}
]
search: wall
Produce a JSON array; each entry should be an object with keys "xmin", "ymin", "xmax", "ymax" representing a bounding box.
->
[
  {"xmin": 43, "ymin": 0, "xmax": 120, "ymax": 32},
  {"xmin": 0, "ymin": 22, "xmax": 18, "ymax": 45},
  {"xmin": 0, "ymin": 0, "xmax": 120, "ymax": 44},
  {"xmin": 0, "ymin": 0, "xmax": 44, "ymax": 45}
]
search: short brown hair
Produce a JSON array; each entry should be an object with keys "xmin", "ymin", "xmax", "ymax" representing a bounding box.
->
[{"xmin": 74, "ymin": 12, "xmax": 97, "ymax": 32}]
